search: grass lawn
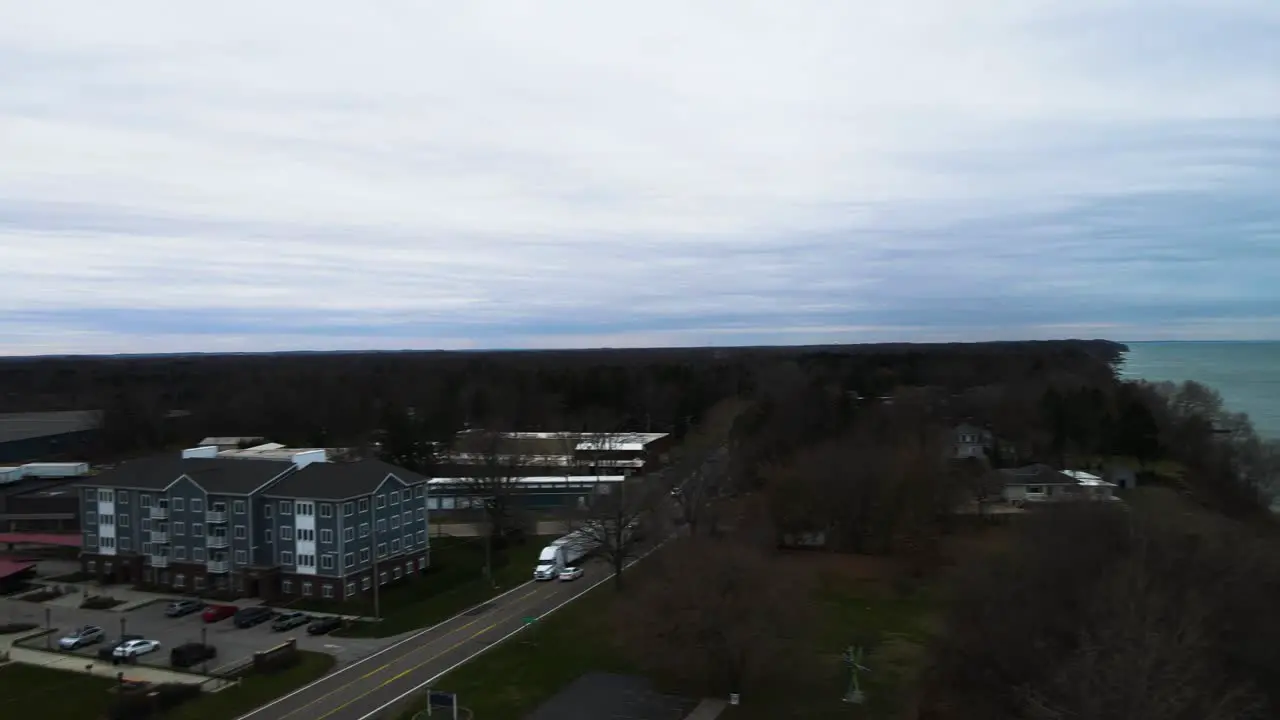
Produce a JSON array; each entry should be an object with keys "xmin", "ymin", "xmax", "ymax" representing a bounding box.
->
[
  {"xmin": 395, "ymin": 574, "xmax": 635, "ymax": 720},
  {"xmin": 0, "ymin": 651, "xmax": 335, "ymax": 720},
  {"xmin": 167, "ymin": 650, "xmax": 336, "ymax": 720},
  {"xmin": 289, "ymin": 536, "xmax": 551, "ymax": 638}
]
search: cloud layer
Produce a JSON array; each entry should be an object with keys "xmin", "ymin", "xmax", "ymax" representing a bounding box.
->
[{"xmin": 2, "ymin": 0, "xmax": 1278, "ymax": 355}]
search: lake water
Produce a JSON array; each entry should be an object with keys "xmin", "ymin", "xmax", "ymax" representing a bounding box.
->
[{"xmin": 1121, "ymin": 341, "xmax": 1280, "ymax": 440}]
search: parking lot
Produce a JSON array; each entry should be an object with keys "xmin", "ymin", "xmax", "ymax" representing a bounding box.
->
[{"xmin": 8, "ymin": 599, "xmax": 388, "ymax": 675}]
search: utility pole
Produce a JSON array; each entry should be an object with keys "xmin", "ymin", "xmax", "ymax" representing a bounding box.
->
[{"xmin": 372, "ymin": 524, "xmax": 381, "ymax": 621}]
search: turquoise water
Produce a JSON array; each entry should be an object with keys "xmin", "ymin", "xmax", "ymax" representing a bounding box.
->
[{"xmin": 1121, "ymin": 341, "xmax": 1280, "ymax": 439}]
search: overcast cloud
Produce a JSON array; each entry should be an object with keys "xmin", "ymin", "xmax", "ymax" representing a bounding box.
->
[{"xmin": 1, "ymin": 0, "xmax": 1278, "ymax": 355}]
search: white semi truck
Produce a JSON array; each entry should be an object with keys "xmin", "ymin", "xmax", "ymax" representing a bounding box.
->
[{"xmin": 533, "ymin": 530, "xmax": 598, "ymax": 581}]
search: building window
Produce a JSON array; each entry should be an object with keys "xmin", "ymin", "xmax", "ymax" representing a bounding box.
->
[
  {"xmin": 405, "ymin": 560, "xmax": 413, "ymax": 574},
  {"xmin": 321, "ymin": 555, "xmax": 334, "ymax": 570},
  {"xmin": 235, "ymin": 550, "xmax": 247, "ymax": 564},
  {"xmin": 360, "ymin": 548, "xmax": 370, "ymax": 563},
  {"xmin": 174, "ymin": 547, "xmax": 187, "ymax": 560},
  {"xmin": 417, "ymin": 557, "xmax": 426, "ymax": 570},
  {"xmin": 297, "ymin": 502, "xmax": 313, "ymax": 516},
  {"xmin": 302, "ymin": 582, "xmax": 313, "ymax": 597},
  {"xmin": 1029, "ymin": 486, "xmax": 1044, "ymax": 494},
  {"xmin": 282, "ymin": 579, "xmax": 293, "ymax": 594},
  {"xmin": 281, "ymin": 526, "xmax": 293, "ymax": 540},
  {"xmin": 173, "ymin": 522, "xmax": 185, "ymax": 535},
  {"xmin": 344, "ymin": 527, "xmax": 354, "ymax": 542},
  {"xmin": 86, "ymin": 511, "xmax": 97, "ymax": 524},
  {"xmin": 393, "ymin": 566, "xmax": 402, "ymax": 579},
  {"xmin": 346, "ymin": 582, "xmax": 356, "ymax": 596},
  {"xmin": 281, "ymin": 551, "xmax": 294, "ymax": 564},
  {"xmin": 235, "ymin": 525, "xmax": 247, "ymax": 539},
  {"xmin": 362, "ymin": 576, "xmax": 372, "ymax": 590},
  {"xmin": 141, "ymin": 518, "xmax": 150, "ymax": 531},
  {"xmin": 403, "ymin": 511, "xmax": 411, "ymax": 526},
  {"xmin": 192, "ymin": 523, "xmax": 203, "ymax": 537},
  {"xmin": 280, "ymin": 501, "xmax": 293, "ymax": 515},
  {"xmin": 174, "ymin": 574, "xmax": 185, "ymax": 588},
  {"xmin": 139, "ymin": 494, "xmax": 151, "ymax": 507},
  {"xmin": 100, "ymin": 537, "xmax": 115, "ymax": 549},
  {"xmin": 320, "ymin": 503, "xmax": 333, "ymax": 518},
  {"xmin": 378, "ymin": 543, "xmax": 387, "ymax": 557},
  {"xmin": 191, "ymin": 498, "xmax": 202, "ymax": 513},
  {"xmin": 298, "ymin": 528, "xmax": 314, "ymax": 542},
  {"xmin": 344, "ymin": 553, "xmax": 354, "ymax": 568},
  {"xmin": 100, "ymin": 514, "xmax": 114, "ymax": 526},
  {"xmin": 415, "ymin": 485, "xmax": 424, "ymax": 497},
  {"xmin": 266, "ymin": 529, "xmax": 273, "ymax": 542},
  {"xmin": 119, "ymin": 538, "xmax": 131, "ymax": 552},
  {"xmin": 194, "ymin": 576, "xmax": 205, "ymax": 590},
  {"xmin": 173, "ymin": 498, "xmax": 184, "ymax": 511},
  {"xmin": 376, "ymin": 519, "xmax": 386, "ymax": 533},
  {"xmin": 343, "ymin": 502, "xmax": 354, "ymax": 516},
  {"xmin": 359, "ymin": 523, "xmax": 369, "ymax": 538},
  {"xmin": 320, "ymin": 529, "xmax": 332, "ymax": 544},
  {"xmin": 379, "ymin": 571, "xmax": 388, "ymax": 585},
  {"xmin": 428, "ymin": 497, "xmax": 440, "ymax": 510},
  {"xmin": 142, "ymin": 542, "xmax": 151, "ymax": 555},
  {"xmin": 117, "ymin": 514, "xmax": 129, "ymax": 527},
  {"xmin": 416, "ymin": 531, "xmax": 425, "ymax": 545},
  {"xmin": 375, "ymin": 495, "xmax": 385, "ymax": 509},
  {"xmin": 391, "ymin": 539, "xmax": 400, "ymax": 553},
  {"xmin": 391, "ymin": 515, "xmax": 400, "ymax": 529},
  {"xmin": 234, "ymin": 500, "xmax": 246, "ymax": 515},
  {"xmin": 193, "ymin": 547, "xmax": 205, "ymax": 561},
  {"xmin": 390, "ymin": 490, "xmax": 399, "ymax": 504},
  {"xmin": 116, "ymin": 491, "xmax": 128, "ymax": 504},
  {"xmin": 417, "ymin": 509, "xmax": 425, "ymax": 520},
  {"xmin": 359, "ymin": 498, "xmax": 369, "ymax": 512},
  {"xmin": 98, "ymin": 489, "xmax": 113, "ymax": 503},
  {"xmin": 322, "ymin": 584, "xmax": 334, "ymax": 598},
  {"xmin": 264, "ymin": 504, "xmax": 272, "ymax": 518}
]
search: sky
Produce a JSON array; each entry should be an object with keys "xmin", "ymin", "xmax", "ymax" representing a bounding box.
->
[{"xmin": 1, "ymin": 0, "xmax": 1279, "ymax": 356}]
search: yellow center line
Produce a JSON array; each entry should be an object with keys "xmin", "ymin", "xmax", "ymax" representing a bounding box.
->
[
  {"xmin": 274, "ymin": 584, "xmax": 556, "ymax": 720},
  {"xmin": 311, "ymin": 585, "xmax": 560, "ymax": 720}
]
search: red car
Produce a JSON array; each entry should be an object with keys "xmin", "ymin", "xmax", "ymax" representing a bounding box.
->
[{"xmin": 202, "ymin": 604, "xmax": 237, "ymax": 623}]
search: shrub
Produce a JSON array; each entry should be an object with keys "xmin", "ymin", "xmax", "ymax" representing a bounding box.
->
[
  {"xmin": 0, "ymin": 622, "xmax": 38, "ymax": 635},
  {"xmin": 81, "ymin": 595, "xmax": 124, "ymax": 610}
]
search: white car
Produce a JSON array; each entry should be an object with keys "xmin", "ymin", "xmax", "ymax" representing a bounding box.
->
[
  {"xmin": 113, "ymin": 639, "xmax": 161, "ymax": 658},
  {"xmin": 58, "ymin": 625, "xmax": 104, "ymax": 650},
  {"xmin": 559, "ymin": 566, "xmax": 584, "ymax": 581}
]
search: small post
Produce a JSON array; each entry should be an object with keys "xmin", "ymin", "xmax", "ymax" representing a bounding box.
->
[
  {"xmin": 425, "ymin": 687, "xmax": 432, "ymax": 717},
  {"xmin": 44, "ymin": 607, "xmax": 51, "ymax": 648},
  {"xmin": 453, "ymin": 692, "xmax": 459, "ymax": 720},
  {"xmin": 120, "ymin": 616, "xmax": 126, "ymax": 638}
]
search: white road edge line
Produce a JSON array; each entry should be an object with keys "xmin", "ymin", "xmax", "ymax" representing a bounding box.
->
[
  {"xmin": 355, "ymin": 540, "xmax": 670, "ymax": 720},
  {"xmin": 234, "ymin": 578, "xmax": 534, "ymax": 720}
]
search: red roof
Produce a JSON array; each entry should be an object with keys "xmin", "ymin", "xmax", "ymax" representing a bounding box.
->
[
  {"xmin": 0, "ymin": 533, "xmax": 82, "ymax": 548},
  {"xmin": 0, "ymin": 559, "xmax": 36, "ymax": 580}
]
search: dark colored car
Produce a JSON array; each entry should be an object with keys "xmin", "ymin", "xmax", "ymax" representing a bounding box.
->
[
  {"xmin": 164, "ymin": 599, "xmax": 205, "ymax": 617},
  {"xmin": 233, "ymin": 606, "xmax": 273, "ymax": 628},
  {"xmin": 202, "ymin": 604, "xmax": 237, "ymax": 623},
  {"xmin": 97, "ymin": 634, "xmax": 143, "ymax": 661},
  {"xmin": 169, "ymin": 642, "xmax": 217, "ymax": 668},
  {"xmin": 306, "ymin": 616, "xmax": 343, "ymax": 635},
  {"xmin": 271, "ymin": 611, "xmax": 310, "ymax": 632}
]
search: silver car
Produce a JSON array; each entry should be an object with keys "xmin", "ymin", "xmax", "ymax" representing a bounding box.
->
[{"xmin": 58, "ymin": 625, "xmax": 104, "ymax": 650}]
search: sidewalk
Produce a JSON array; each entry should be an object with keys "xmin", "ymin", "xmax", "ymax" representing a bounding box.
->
[
  {"xmin": 684, "ymin": 698, "xmax": 728, "ymax": 720},
  {"xmin": 5, "ymin": 645, "xmax": 207, "ymax": 685}
]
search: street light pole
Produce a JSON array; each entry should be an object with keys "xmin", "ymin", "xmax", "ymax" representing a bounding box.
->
[{"xmin": 372, "ymin": 526, "xmax": 380, "ymax": 620}]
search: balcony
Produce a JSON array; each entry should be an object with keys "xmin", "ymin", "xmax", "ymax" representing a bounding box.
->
[
  {"xmin": 206, "ymin": 560, "xmax": 230, "ymax": 573},
  {"xmin": 150, "ymin": 531, "xmax": 169, "ymax": 544},
  {"xmin": 150, "ymin": 554, "xmax": 170, "ymax": 567},
  {"xmin": 205, "ymin": 510, "xmax": 227, "ymax": 524},
  {"xmin": 207, "ymin": 535, "xmax": 230, "ymax": 549},
  {"xmin": 149, "ymin": 506, "xmax": 169, "ymax": 520}
]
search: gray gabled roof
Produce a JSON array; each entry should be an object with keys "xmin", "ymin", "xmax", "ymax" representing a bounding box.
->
[
  {"xmin": 262, "ymin": 460, "xmax": 426, "ymax": 501},
  {"xmin": 76, "ymin": 455, "xmax": 294, "ymax": 495}
]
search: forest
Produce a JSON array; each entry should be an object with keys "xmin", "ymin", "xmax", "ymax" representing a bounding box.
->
[{"xmin": 6, "ymin": 339, "xmax": 1280, "ymax": 718}]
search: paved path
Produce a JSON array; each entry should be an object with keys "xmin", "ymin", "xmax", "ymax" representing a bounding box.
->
[
  {"xmin": 684, "ymin": 698, "xmax": 728, "ymax": 719},
  {"xmin": 237, "ymin": 566, "xmax": 608, "ymax": 720}
]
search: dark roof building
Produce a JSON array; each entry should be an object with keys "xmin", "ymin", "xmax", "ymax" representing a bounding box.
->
[
  {"xmin": 263, "ymin": 460, "xmax": 426, "ymax": 500},
  {"xmin": 0, "ymin": 410, "xmax": 100, "ymax": 463},
  {"xmin": 83, "ymin": 456, "xmax": 294, "ymax": 495}
]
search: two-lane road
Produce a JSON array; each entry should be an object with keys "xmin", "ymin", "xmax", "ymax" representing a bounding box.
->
[{"xmin": 239, "ymin": 571, "xmax": 600, "ymax": 720}]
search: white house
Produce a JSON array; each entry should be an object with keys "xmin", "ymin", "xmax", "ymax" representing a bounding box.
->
[{"xmin": 952, "ymin": 423, "xmax": 993, "ymax": 459}]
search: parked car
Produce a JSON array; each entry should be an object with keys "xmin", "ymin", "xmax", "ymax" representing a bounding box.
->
[
  {"xmin": 233, "ymin": 606, "xmax": 274, "ymax": 628},
  {"xmin": 202, "ymin": 604, "xmax": 238, "ymax": 623},
  {"xmin": 113, "ymin": 639, "xmax": 161, "ymax": 658},
  {"xmin": 558, "ymin": 566, "xmax": 584, "ymax": 581},
  {"xmin": 271, "ymin": 611, "xmax": 310, "ymax": 632},
  {"xmin": 98, "ymin": 634, "xmax": 143, "ymax": 660},
  {"xmin": 58, "ymin": 625, "xmax": 104, "ymax": 650},
  {"xmin": 169, "ymin": 642, "xmax": 217, "ymax": 668},
  {"xmin": 164, "ymin": 599, "xmax": 205, "ymax": 617},
  {"xmin": 306, "ymin": 617, "xmax": 343, "ymax": 635}
]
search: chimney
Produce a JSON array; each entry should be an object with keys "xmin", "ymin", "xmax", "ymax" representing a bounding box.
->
[{"xmin": 182, "ymin": 446, "xmax": 219, "ymax": 459}]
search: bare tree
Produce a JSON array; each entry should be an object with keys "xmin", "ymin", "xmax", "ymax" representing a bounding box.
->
[
  {"xmin": 667, "ymin": 398, "xmax": 751, "ymax": 536},
  {"xmin": 451, "ymin": 430, "xmax": 529, "ymax": 574},
  {"xmin": 570, "ymin": 432, "xmax": 664, "ymax": 590},
  {"xmin": 614, "ymin": 535, "xmax": 810, "ymax": 699}
]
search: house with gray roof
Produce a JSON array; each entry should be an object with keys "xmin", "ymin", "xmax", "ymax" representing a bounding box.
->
[{"xmin": 75, "ymin": 448, "xmax": 428, "ymax": 602}]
